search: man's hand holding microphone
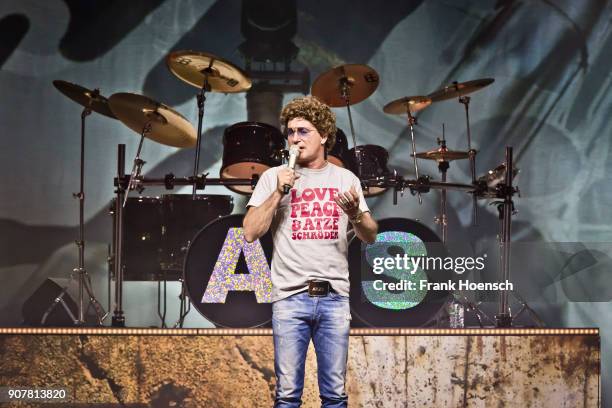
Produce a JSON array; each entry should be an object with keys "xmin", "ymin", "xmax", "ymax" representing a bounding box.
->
[{"xmin": 277, "ymin": 145, "xmax": 301, "ymax": 195}]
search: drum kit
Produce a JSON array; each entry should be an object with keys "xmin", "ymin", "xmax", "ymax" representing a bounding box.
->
[{"xmin": 47, "ymin": 48, "xmax": 526, "ymax": 328}]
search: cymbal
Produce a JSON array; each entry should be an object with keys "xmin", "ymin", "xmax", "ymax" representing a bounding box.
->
[
  {"xmin": 383, "ymin": 95, "xmax": 432, "ymax": 115},
  {"xmin": 166, "ymin": 50, "xmax": 251, "ymax": 93},
  {"xmin": 53, "ymin": 80, "xmax": 116, "ymax": 119},
  {"xmin": 427, "ymin": 78, "xmax": 494, "ymax": 102},
  {"xmin": 311, "ymin": 64, "xmax": 379, "ymax": 107},
  {"xmin": 108, "ymin": 93, "xmax": 197, "ymax": 148},
  {"xmin": 412, "ymin": 148, "xmax": 470, "ymax": 162}
]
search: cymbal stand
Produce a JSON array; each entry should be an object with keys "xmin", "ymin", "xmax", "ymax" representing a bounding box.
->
[
  {"xmin": 339, "ymin": 76, "xmax": 363, "ymax": 179},
  {"xmin": 433, "ymin": 131, "xmax": 492, "ymax": 326},
  {"xmin": 434, "ymin": 135, "xmax": 449, "ymax": 243},
  {"xmin": 495, "ymin": 146, "xmax": 515, "ymax": 327},
  {"xmin": 406, "ymin": 109, "xmax": 422, "ymax": 204},
  {"xmin": 492, "ymin": 147, "xmax": 542, "ymax": 327},
  {"xmin": 459, "ymin": 96, "xmax": 478, "ymax": 225},
  {"xmin": 175, "ymin": 74, "xmax": 212, "ymax": 327},
  {"xmin": 112, "ymin": 144, "xmax": 126, "ymax": 327},
  {"xmin": 192, "ymin": 72, "xmax": 211, "ymax": 198},
  {"xmin": 157, "ymin": 272, "xmax": 168, "ymax": 328},
  {"xmin": 122, "ymin": 122, "xmax": 151, "ymax": 207},
  {"xmin": 42, "ymin": 103, "xmax": 108, "ymax": 326}
]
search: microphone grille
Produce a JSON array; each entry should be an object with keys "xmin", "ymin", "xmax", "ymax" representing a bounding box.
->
[{"xmin": 289, "ymin": 145, "xmax": 300, "ymax": 155}]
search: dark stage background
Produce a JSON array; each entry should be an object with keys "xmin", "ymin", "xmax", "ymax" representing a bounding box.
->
[{"xmin": 1, "ymin": 0, "xmax": 611, "ymax": 401}]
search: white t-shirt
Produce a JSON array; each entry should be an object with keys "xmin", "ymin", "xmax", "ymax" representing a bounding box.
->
[{"xmin": 247, "ymin": 161, "xmax": 369, "ymax": 302}]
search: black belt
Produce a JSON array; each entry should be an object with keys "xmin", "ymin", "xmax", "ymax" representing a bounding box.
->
[{"xmin": 308, "ymin": 280, "xmax": 334, "ymax": 297}]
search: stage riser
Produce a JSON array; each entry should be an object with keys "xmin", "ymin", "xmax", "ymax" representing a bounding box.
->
[{"xmin": 0, "ymin": 334, "xmax": 600, "ymax": 407}]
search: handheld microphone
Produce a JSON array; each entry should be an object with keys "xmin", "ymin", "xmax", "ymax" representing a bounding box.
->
[{"xmin": 283, "ymin": 145, "xmax": 301, "ymax": 194}]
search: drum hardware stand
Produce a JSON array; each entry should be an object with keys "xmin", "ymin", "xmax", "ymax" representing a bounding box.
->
[
  {"xmin": 500, "ymin": 291, "xmax": 545, "ymax": 327},
  {"xmin": 110, "ymin": 167, "xmax": 259, "ymax": 328},
  {"xmin": 113, "ymin": 121, "xmax": 151, "ymax": 327},
  {"xmin": 123, "ymin": 121, "xmax": 152, "ymax": 207},
  {"xmin": 174, "ymin": 282, "xmax": 192, "ymax": 328},
  {"xmin": 407, "ymin": 175, "xmax": 431, "ymax": 196},
  {"xmin": 432, "ymin": 133, "xmax": 495, "ymax": 326},
  {"xmin": 433, "ymin": 126, "xmax": 450, "ymax": 243},
  {"xmin": 405, "ymin": 109, "xmax": 423, "ymax": 204},
  {"xmin": 157, "ymin": 272, "xmax": 168, "ymax": 328},
  {"xmin": 124, "ymin": 174, "xmax": 260, "ymax": 190},
  {"xmin": 391, "ymin": 170, "xmax": 405, "ymax": 205},
  {"xmin": 338, "ymin": 75, "xmax": 365, "ymax": 187},
  {"xmin": 339, "ymin": 76, "xmax": 358, "ymax": 154},
  {"xmin": 434, "ymin": 159, "xmax": 450, "ymax": 243},
  {"xmin": 459, "ymin": 95, "xmax": 478, "ymax": 226},
  {"xmin": 192, "ymin": 72, "xmax": 212, "ymax": 198},
  {"xmin": 492, "ymin": 146, "xmax": 543, "ymax": 327},
  {"xmin": 107, "ymin": 243, "xmax": 113, "ymax": 319},
  {"xmin": 112, "ymin": 144, "xmax": 127, "ymax": 327},
  {"xmin": 395, "ymin": 168, "xmax": 496, "ymax": 328},
  {"xmin": 42, "ymin": 103, "xmax": 108, "ymax": 326},
  {"xmin": 458, "ymin": 294, "xmax": 495, "ymax": 327},
  {"xmin": 426, "ymin": 293, "xmax": 495, "ymax": 328}
]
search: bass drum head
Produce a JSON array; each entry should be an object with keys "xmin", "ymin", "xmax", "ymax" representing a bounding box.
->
[
  {"xmin": 220, "ymin": 121, "xmax": 285, "ymax": 195},
  {"xmin": 348, "ymin": 218, "xmax": 451, "ymax": 327},
  {"xmin": 183, "ymin": 214, "xmax": 273, "ymax": 327}
]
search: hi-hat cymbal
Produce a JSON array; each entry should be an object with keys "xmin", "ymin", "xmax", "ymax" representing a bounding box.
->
[
  {"xmin": 383, "ymin": 95, "xmax": 432, "ymax": 115},
  {"xmin": 311, "ymin": 64, "xmax": 379, "ymax": 107},
  {"xmin": 166, "ymin": 50, "xmax": 252, "ymax": 93},
  {"xmin": 108, "ymin": 93, "xmax": 196, "ymax": 148},
  {"xmin": 427, "ymin": 78, "xmax": 494, "ymax": 102},
  {"xmin": 53, "ymin": 80, "xmax": 116, "ymax": 119},
  {"xmin": 412, "ymin": 148, "xmax": 470, "ymax": 162}
]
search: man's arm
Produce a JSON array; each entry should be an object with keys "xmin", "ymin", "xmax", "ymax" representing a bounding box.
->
[
  {"xmin": 243, "ymin": 190, "xmax": 283, "ymax": 243},
  {"xmin": 243, "ymin": 167, "xmax": 298, "ymax": 243},
  {"xmin": 349, "ymin": 211, "xmax": 378, "ymax": 244}
]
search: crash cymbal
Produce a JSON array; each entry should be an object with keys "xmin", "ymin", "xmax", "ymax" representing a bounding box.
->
[
  {"xmin": 166, "ymin": 50, "xmax": 251, "ymax": 93},
  {"xmin": 412, "ymin": 148, "xmax": 470, "ymax": 162},
  {"xmin": 53, "ymin": 80, "xmax": 116, "ymax": 119},
  {"xmin": 383, "ymin": 95, "xmax": 432, "ymax": 115},
  {"xmin": 311, "ymin": 64, "xmax": 379, "ymax": 107},
  {"xmin": 427, "ymin": 78, "xmax": 494, "ymax": 102},
  {"xmin": 108, "ymin": 93, "xmax": 196, "ymax": 148}
]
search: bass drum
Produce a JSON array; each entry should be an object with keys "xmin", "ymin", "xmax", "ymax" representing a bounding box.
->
[
  {"xmin": 183, "ymin": 214, "xmax": 273, "ymax": 327},
  {"xmin": 348, "ymin": 218, "xmax": 451, "ymax": 327},
  {"xmin": 160, "ymin": 194, "xmax": 233, "ymax": 278},
  {"xmin": 117, "ymin": 196, "xmax": 164, "ymax": 281},
  {"xmin": 220, "ymin": 122, "xmax": 286, "ymax": 195},
  {"xmin": 346, "ymin": 145, "xmax": 391, "ymax": 197}
]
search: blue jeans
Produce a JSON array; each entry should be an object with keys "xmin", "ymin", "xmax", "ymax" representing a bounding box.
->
[{"xmin": 272, "ymin": 291, "xmax": 351, "ymax": 408}]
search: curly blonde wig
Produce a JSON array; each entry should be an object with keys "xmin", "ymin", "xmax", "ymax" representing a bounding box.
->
[{"xmin": 280, "ymin": 95, "xmax": 337, "ymax": 151}]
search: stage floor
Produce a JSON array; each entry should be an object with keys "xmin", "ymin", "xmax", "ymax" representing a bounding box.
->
[{"xmin": 0, "ymin": 328, "xmax": 601, "ymax": 407}]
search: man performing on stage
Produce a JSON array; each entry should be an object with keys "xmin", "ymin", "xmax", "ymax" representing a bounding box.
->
[{"xmin": 243, "ymin": 95, "xmax": 378, "ymax": 407}]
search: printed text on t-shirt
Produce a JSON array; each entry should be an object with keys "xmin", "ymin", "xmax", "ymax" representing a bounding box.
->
[{"xmin": 290, "ymin": 187, "xmax": 341, "ymax": 240}]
